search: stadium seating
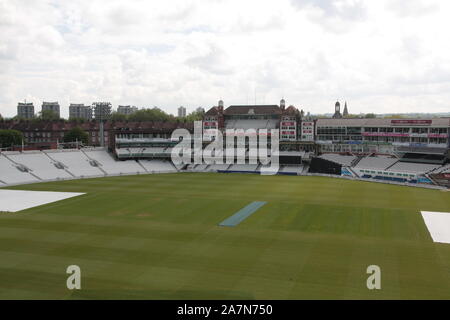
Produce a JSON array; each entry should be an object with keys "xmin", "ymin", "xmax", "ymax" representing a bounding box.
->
[
  {"xmin": 355, "ymin": 156, "xmax": 398, "ymax": 170},
  {"xmin": 208, "ymin": 164, "xmax": 231, "ymax": 171},
  {"xmin": 279, "ymin": 165, "xmax": 303, "ymax": 175},
  {"xmin": 46, "ymin": 150, "xmax": 105, "ymax": 177},
  {"xmin": 387, "ymin": 162, "xmax": 440, "ymax": 174},
  {"xmin": 84, "ymin": 150, "xmax": 146, "ymax": 175},
  {"xmin": 0, "ymin": 154, "xmax": 39, "ymax": 185},
  {"xmin": 141, "ymin": 148, "xmax": 167, "ymax": 155},
  {"xmin": 319, "ymin": 154, "xmax": 356, "ymax": 166},
  {"xmin": 6, "ymin": 151, "xmax": 72, "ymax": 180},
  {"xmin": 192, "ymin": 164, "xmax": 209, "ymax": 171},
  {"xmin": 138, "ymin": 159, "xmax": 177, "ymax": 173},
  {"xmin": 228, "ymin": 164, "xmax": 259, "ymax": 172},
  {"xmin": 116, "ymin": 148, "xmax": 131, "ymax": 157},
  {"xmin": 1, "ymin": 147, "xmax": 448, "ymax": 189},
  {"xmin": 116, "ymin": 148, "xmax": 170, "ymax": 158},
  {"xmin": 432, "ymin": 163, "xmax": 450, "ymax": 174}
]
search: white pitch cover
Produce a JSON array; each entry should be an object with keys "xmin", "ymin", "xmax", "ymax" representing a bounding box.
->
[
  {"xmin": 0, "ymin": 189, "xmax": 84, "ymax": 212},
  {"xmin": 421, "ymin": 211, "xmax": 450, "ymax": 244}
]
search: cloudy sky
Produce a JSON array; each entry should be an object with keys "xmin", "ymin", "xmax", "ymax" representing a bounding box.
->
[{"xmin": 1, "ymin": 0, "xmax": 449, "ymax": 118}]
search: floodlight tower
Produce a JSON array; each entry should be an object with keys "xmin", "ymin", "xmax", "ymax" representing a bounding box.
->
[{"xmin": 93, "ymin": 102, "xmax": 112, "ymax": 147}]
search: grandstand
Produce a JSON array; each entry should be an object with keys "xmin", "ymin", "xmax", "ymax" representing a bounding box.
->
[
  {"xmin": 0, "ymin": 154, "xmax": 39, "ymax": 185},
  {"xmin": 227, "ymin": 164, "xmax": 260, "ymax": 173},
  {"xmin": 319, "ymin": 154, "xmax": 356, "ymax": 166},
  {"xmin": 279, "ymin": 165, "xmax": 304, "ymax": 175},
  {"xmin": 312, "ymin": 151, "xmax": 449, "ymax": 185},
  {"xmin": 191, "ymin": 164, "xmax": 210, "ymax": 172},
  {"xmin": 116, "ymin": 147, "xmax": 170, "ymax": 159},
  {"xmin": 386, "ymin": 162, "xmax": 440, "ymax": 174},
  {"xmin": 432, "ymin": 163, "xmax": 450, "ymax": 174},
  {"xmin": 1, "ymin": 148, "xmax": 450, "ymax": 188},
  {"xmin": 399, "ymin": 152, "xmax": 446, "ymax": 165},
  {"xmin": 208, "ymin": 164, "xmax": 231, "ymax": 171},
  {"xmin": 138, "ymin": 159, "xmax": 177, "ymax": 173},
  {"xmin": 83, "ymin": 149, "xmax": 145, "ymax": 175},
  {"xmin": 3, "ymin": 151, "xmax": 72, "ymax": 181},
  {"xmin": 45, "ymin": 149, "xmax": 105, "ymax": 177},
  {"xmin": 0, "ymin": 148, "xmax": 180, "ymax": 187},
  {"xmin": 354, "ymin": 156, "xmax": 398, "ymax": 170}
]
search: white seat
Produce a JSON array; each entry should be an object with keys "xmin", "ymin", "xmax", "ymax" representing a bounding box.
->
[
  {"xmin": 84, "ymin": 150, "xmax": 145, "ymax": 175},
  {"xmin": 7, "ymin": 152, "xmax": 72, "ymax": 180},
  {"xmin": 320, "ymin": 154, "xmax": 356, "ymax": 166},
  {"xmin": 228, "ymin": 164, "xmax": 259, "ymax": 172},
  {"xmin": 355, "ymin": 157, "xmax": 398, "ymax": 170},
  {"xmin": 46, "ymin": 150, "xmax": 104, "ymax": 177},
  {"xmin": 0, "ymin": 155, "xmax": 39, "ymax": 184},
  {"xmin": 387, "ymin": 162, "xmax": 440, "ymax": 174},
  {"xmin": 138, "ymin": 160, "xmax": 177, "ymax": 172}
]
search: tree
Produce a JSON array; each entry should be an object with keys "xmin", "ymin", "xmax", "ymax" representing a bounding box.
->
[
  {"xmin": 128, "ymin": 107, "xmax": 175, "ymax": 122},
  {"xmin": 0, "ymin": 129, "xmax": 24, "ymax": 148},
  {"xmin": 184, "ymin": 110, "xmax": 204, "ymax": 122},
  {"xmin": 63, "ymin": 127, "xmax": 89, "ymax": 145},
  {"xmin": 364, "ymin": 113, "xmax": 376, "ymax": 118},
  {"xmin": 345, "ymin": 114, "xmax": 364, "ymax": 119},
  {"xmin": 383, "ymin": 114, "xmax": 406, "ymax": 119},
  {"xmin": 39, "ymin": 109, "xmax": 60, "ymax": 120},
  {"xmin": 110, "ymin": 112, "xmax": 127, "ymax": 121}
]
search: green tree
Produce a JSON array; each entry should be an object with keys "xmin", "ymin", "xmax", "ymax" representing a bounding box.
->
[
  {"xmin": 184, "ymin": 109, "xmax": 205, "ymax": 122},
  {"xmin": 63, "ymin": 127, "xmax": 89, "ymax": 145},
  {"xmin": 39, "ymin": 109, "xmax": 60, "ymax": 120},
  {"xmin": 383, "ymin": 114, "xmax": 406, "ymax": 119},
  {"xmin": 128, "ymin": 107, "xmax": 175, "ymax": 122},
  {"xmin": 364, "ymin": 113, "xmax": 376, "ymax": 118},
  {"xmin": 0, "ymin": 129, "xmax": 24, "ymax": 148},
  {"xmin": 110, "ymin": 112, "xmax": 127, "ymax": 121}
]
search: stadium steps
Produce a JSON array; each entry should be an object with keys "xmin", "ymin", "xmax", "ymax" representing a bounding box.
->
[
  {"xmin": 351, "ymin": 156, "xmax": 364, "ymax": 167},
  {"xmin": 43, "ymin": 151, "xmax": 76, "ymax": 178},
  {"xmin": 347, "ymin": 166, "xmax": 360, "ymax": 178},
  {"xmin": 302, "ymin": 164, "xmax": 309, "ymax": 174},
  {"xmin": 91, "ymin": 161, "xmax": 108, "ymax": 175},
  {"xmin": 2, "ymin": 153, "xmax": 20, "ymax": 165},
  {"xmin": 137, "ymin": 160, "xmax": 150, "ymax": 173},
  {"xmin": 1, "ymin": 153, "xmax": 43, "ymax": 181},
  {"xmin": 384, "ymin": 160, "xmax": 399, "ymax": 170},
  {"xmin": 63, "ymin": 167, "xmax": 76, "ymax": 178},
  {"xmin": 425, "ymin": 173, "xmax": 439, "ymax": 186},
  {"xmin": 28, "ymin": 171, "xmax": 43, "ymax": 181},
  {"xmin": 80, "ymin": 149, "xmax": 108, "ymax": 175}
]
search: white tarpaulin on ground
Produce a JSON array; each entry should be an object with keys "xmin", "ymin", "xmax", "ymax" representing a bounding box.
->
[
  {"xmin": 0, "ymin": 189, "xmax": 84, "ymax": 212},
  {"xmin": 421, "ymin": 211, "xmax": 450, "ymax": 244}
]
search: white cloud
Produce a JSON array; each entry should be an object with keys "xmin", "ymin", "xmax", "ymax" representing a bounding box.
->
[{"xmin": 0, "ymin": 0, "xmax": 449, "ymax": 118}]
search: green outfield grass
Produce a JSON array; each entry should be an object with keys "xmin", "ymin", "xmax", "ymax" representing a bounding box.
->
[{"xmin": 0, "ymin": 173, "xmax": 449, "ymax": 299}]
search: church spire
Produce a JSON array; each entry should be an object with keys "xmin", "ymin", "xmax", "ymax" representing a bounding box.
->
[{"xmin": 343, "ymin": 101, "xmax": 348, "ymax": 117}]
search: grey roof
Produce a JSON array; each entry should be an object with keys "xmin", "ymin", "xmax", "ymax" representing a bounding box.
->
[{"xmin": 225, "ymin": 105, "xmax": 281, "ymax": 115}]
